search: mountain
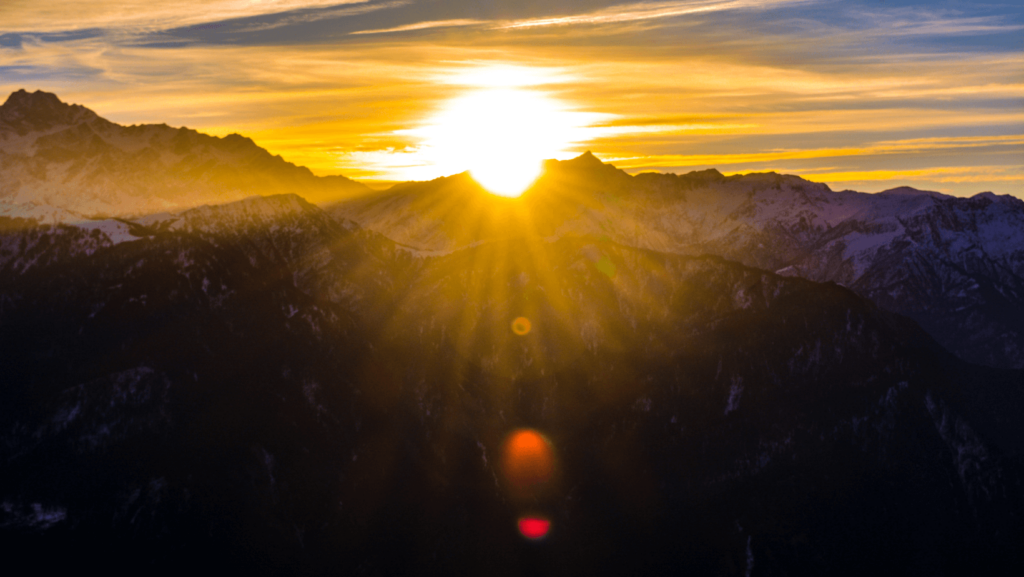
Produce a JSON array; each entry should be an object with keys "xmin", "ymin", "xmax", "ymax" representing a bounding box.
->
[
  {"xmin": 1, "ymin": 194, "xmax": 1023, "ymax": 575},
  {"xmin": 5, "ymin": 89, "xmax": 1019, "ymax": 368},
  {"xmin": 2, "ymin": 93, "xmax": 1023, "ymax": 574},
  {"xmin": 0, "ymin": 89, "xmax": 370, "ymax": 220},
  {"xmin": 327, "ymin": 154, "xmax": 1024, "ymax": 369}
]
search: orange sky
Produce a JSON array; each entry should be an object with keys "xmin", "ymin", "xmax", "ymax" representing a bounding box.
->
[{"xmin": 1, "ymin": 0, "xmax": 1022, "ymax": 197}]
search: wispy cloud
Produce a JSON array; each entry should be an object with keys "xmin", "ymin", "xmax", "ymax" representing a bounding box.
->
[
  {"xmin": 803, "ymin": 166, "xmax": 1024, "ymax": 185},
  {"xmin": 347, "ymin": 0, "xmax": 816, "ymax": 36},
  {"xmin": 350, "ymin": 18, "xmax": 485, "ymax": 36},
  {"xmin": 850, "ymin": 6, "xmax": 1024, "ymax": 37},
  {"xmin": 499, "ymin": 0, "xmax": 812, "ymax": 30},
  {"xmin": 228, "ymin": 1, "xmax": 412, "ymax": 34},
  {"xmin": 611, "ymin": 135, "xmax": 1024, "ymax": 170},
  {"xmin": 0, "ymin": 0, "xmax": 376, "ymax": 33}
]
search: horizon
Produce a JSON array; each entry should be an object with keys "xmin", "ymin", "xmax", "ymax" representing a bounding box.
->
[
  {"xmin": 2, "ymin": 1, "xmax": 1022, "ymax": 197},
  {"xmin": 2, "ymin": 87, "xmax": 1014, "ymax": 202}
]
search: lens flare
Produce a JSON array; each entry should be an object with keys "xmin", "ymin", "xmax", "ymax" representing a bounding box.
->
[
  {"xmin": 518, "ymin": 516, "xmax": 552, "ymax": 540},
  {"xmin": 595, "ymin": 255, "xmax": 617, "ymax": 279},
  {"xmin": 512, "ymin": 316, "xmax": 532, "ymax": 335},
  {"xmin": 500, "ymin": 429, "xmax": 555, "ymax": 493}
]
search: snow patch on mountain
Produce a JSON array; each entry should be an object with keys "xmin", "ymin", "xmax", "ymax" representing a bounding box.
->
[
  {"xmin": 725, "ymin": 377, "xmax": 743, "ymax": 415},
  {"xmin": 0, "ymin": 501, "xmax": 68, "ymax": 530},
  {"xmin": 0, "ymin": 198, "xmax": 83, "ymax": 224},
  {"xmin": 73, "ymin": 219, "xmax": 139, "ymax": 245},
  {"xmin": 924, "ymin": 392, "xmax": 1000, "ymax": 508}
]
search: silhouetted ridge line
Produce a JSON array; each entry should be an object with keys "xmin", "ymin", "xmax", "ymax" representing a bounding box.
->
[
  {"xmin": 0, "ymin": 89, "xmax": 371, "ymax": 216},
  {"xmin": 0, "ymin": 89, "xmax": 99, "ymax": 131}
]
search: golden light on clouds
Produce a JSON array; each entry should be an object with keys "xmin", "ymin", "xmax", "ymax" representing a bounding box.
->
[
  {"xmin": 608, "ymin": 135, "xmax": 1024, "ymax": 171},
  {"xmin": 2, "ymin": 1, "xmax": 1020, "ymax": 197},
  {"xmin": 1, "ymin": 0, "xmax": 381, "ymax": 32},
  {"xmin": 499, "ymin": 0, "xmax": 806, "ymax": 30}
]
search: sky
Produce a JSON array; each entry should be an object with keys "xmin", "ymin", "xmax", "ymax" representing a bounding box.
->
[{"xmin": 1, "ymin": 0, "xmax": 1022, "ymax": 196}]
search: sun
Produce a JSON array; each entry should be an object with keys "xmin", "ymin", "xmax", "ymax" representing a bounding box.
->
[{"xmin": 406, "ymin": 86, "xmax": 593, "ymax": 197}]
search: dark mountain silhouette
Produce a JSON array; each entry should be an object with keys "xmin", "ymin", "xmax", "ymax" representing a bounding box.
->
[
  {"xmin": 328, "ymin": 154, "xmax": 1024, "ymax": 369},
  {"xmin": 0, "ymin": 89, "xmax": 100, "ymax": 133},
  {"xmin": 2, "ymin": 92, "xmax": 1023, "ymax": 574},
  {"xmin": 1, "ymin": 194, "xmax": 1022, "ymax": 575}
]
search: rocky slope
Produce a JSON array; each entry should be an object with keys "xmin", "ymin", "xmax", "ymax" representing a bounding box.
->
[
  {"xmin": 0, "ymin": 89, "xmax": 370, "ymax": 220},
  {"xmin": 1, "ymin": 196, "xmax": 1022, "ymax": 575},
  {"xmin": 328, "ymin": 153, "xmax": 1024, "ymax": 368}
]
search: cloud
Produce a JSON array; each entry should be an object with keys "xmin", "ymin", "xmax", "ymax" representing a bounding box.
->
[
  {"xmin": 498, "ymin": 0, "xmax": 813, "ymax": 30},
  {"xmin": 802, "ymin": 166, "xmax": 1024, "ymax": 185},
  {"xmin": 609, "ymin": 135, "xmax": 1024, "ymax": 169},
  {"xmin": 848, "ymin": 6, "xmax": 1024, "ymax": 37},
  {"xmin": 0, "ymin": 1, "xmax": 377, "ymax": 33},
  {"xmin": 221, "ymin": 1, "xmax": 412, "ymax": 34},
  {"xmin": 159, "ymin": 0, "xmax": 820, "ymax": 41},
  {"xmin": 350, "ymin": 18, "xmax": 484, "ymax": 36}
]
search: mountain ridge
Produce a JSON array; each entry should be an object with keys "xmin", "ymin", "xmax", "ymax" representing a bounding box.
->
[
  {"xmin": 1, "ymin": 193, "xmax": 1021, "ymax": 574},
  {"xmin": 3, "ymin": 89, "xmax": 1022, "ymax": 370},
  {"xmin": 0, "ymin": 89, "xmax": 370, "ymax": 219},
  {"xmin": 0, "ymin": 89, "xmax": 100, "ymax": 133},
  {"xmin": 327, "ymin": 153, "xmax": 1024, "ymax": 369}
]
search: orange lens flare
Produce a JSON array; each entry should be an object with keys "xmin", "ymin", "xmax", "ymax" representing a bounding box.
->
[
  {"xmin": 500, "ymin": 429, "xmax": 555, "ymax": 493},
  {"xmin": 511, "ymin": 316, "xmax": 532, "ymax": 335},
  {"xmin": 518, "ymin": 516, "xmax": 552, "ymax": 540}
]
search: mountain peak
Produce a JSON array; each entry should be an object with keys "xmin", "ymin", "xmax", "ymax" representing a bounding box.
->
[
  {"xmin": 969, "ymin": 191, "xmax": 1023, "ymax": 207},
  {"xmin": 686, "ymin": 168, "xmax": 725, "ymax": 179},
  {"xmin": 878, "ymin": 186, "xmax": 946, "ymax": 198},
  {"xmin": 3, "ymin": 89, "xmax": 60, "ymax": 108},
  {"xmin": 571, "ymin": 150, "xmax": 604, "ymax": 166},
  {"xmin": 544, "ymin": 150, "xmax": 608, "ymax": 172},
  {"xmin": 0, "ymin": 89, "xmax": 99, "ymax": 133}
]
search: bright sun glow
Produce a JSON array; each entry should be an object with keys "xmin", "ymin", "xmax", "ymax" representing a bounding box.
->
[{"xmin": 404, "ymin": 86, "xmax": 598, "ymax": 197}]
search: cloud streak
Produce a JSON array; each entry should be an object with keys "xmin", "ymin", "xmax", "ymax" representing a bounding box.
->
[
  {"xmin": 0, "ymin": 0, "xmax": 376, "ymax": 33},
  {"xmin": 611, "ymin": 135, "xmax": 1024, "ymax": 169},
  {"xmin": 350, "ymin": 18, "xmax": 484, "ymax": 36},
  {"xmin": 226, "ymin": 1, "xmax": 412, "ymax": 34},
  {"xmin": 498, "ymin": 0, "xmax": 811, "ymax": 30}
]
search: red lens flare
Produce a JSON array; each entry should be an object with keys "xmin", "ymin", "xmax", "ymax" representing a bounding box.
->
[{"xmin": 518, "ymin": 517, "xmax": 551, "ymax": 540}]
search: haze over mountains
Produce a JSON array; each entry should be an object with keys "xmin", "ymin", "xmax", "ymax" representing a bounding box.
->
[
  {"xmin": 2, "ymin": 90, "xmax": 1023, "ymax": 574},
  {"xmin": 0, "ymin": 89, "xmax": 368, "ymax": 221}
]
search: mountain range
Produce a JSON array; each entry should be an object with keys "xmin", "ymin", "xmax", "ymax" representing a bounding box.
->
[
  {"xmin": 5, "ymin": 90, "xmax": 1021, "ymax": 370},
  {"xmin": 326, "ymin": 153, "xmax": 1024, "ymax": 370},
  {"xmin": 0, "ymin": 89, "xmax": 368, "ymax": 221},
  {"xmin": 1, "ymin": 90, "xmax": 1022, "ymax": 575}
]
